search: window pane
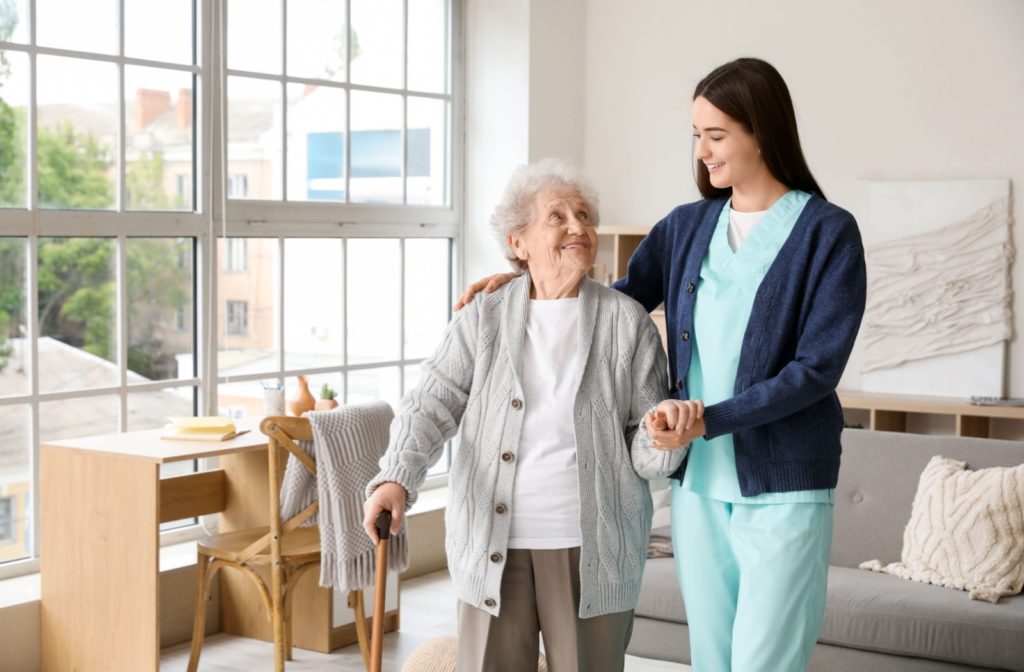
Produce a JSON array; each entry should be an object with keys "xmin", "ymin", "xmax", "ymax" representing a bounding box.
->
[
  {"xmin": 1, "ymin": 0, "xmax": 29, "ymax": 44},
  {"xmin": 38, "ymin": 238, "xmax": 117, "ymax": 393},
  {"xmin": 127, "ymin": 238, "xmax": 194, "ymax": 382},
  {"xmin": 37, "ymin": 57, "xmax": 117, "ymax": 210},
  {"xmin": 349, "ymin": 91, "xmax": 402, "ymax": 204},
  {"xmin": 40, "ymin": 394, "xmax": 118, "ymax": 443},
  {"xmin": 228, "ymin": 76, "xmax": 282, "ymax": 200},
  {"xmin": 287, "ymin": 0, "xmax": 347, "ymax": 81},
  {"xmin": 228, "ymin": 0, "xmax": 281, "ymax": 74},
  {"xmin": 218, "ymin": 238, "xmax": 279, "ymax": 377},
  {"xmin": 408, "ymin": 0, "xmax": 447, "ymax": 93},
  {"xmin": 406, "ymin": 97, "xmax": 446, "ymax": 206},
  {"xmin": 284, "ymin": 239, "xmax": 342, "ymax": 370},
  {"xmin": 403, "ymin": 364, "xmax": 420, "ymax": 396},
  {"xmin": 286, "ymin": 84, "xmax": 346, "ymax": 202},
  {"xmin": 0, "ymin": 238, "xmax": 27, "ymax": 397},
  {"xmin": 125, "ymin": 0, "xmax": 194, "ymax": 65},
  {"xmin": 125, "ymin": 68, "xmax": 195, "ymax": 211},
  {"xmin": 404, "ymin": 238, "xmax": 449, "ymax": 359},
  {"xmin": 347, "ymin": 239, "xmax": 399, "ymax": 364},
  {"xmin": 350, "ymin": 0, "xmax": 403, "ymax": 89},
  {"xmin": 127, "ymin": 387, "xmax": 194, "ymax": 431},
  {"xmin": 0, "ymin": 404, "xmax": 30, "ymax": 563},
  {"xmin": 347, "ymin": 367, "xmax": 400, "ymax": 409},
  {"xmin": 216, "ymin": 380, "xmax": 266, "ymax": 419},
  {"xmin": 37, "ymin": 0, "xmax": 117, "ymax": 55},
  {"xmin": 0, "ymin": 50, "xmax": 28, "ymax": 208}
]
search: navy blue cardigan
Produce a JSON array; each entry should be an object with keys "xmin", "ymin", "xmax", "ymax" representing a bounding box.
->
[{"xmin": 613, "ymin": 195, "xmax": 867, "ymax": 496}]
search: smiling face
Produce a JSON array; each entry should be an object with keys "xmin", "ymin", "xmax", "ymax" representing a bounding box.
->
[
  {"xmin": 691, "ymin": 95, "xmax": 768, "ymax": 194},
  {"xmin": 508, "ymin": 187, "xmax": 597, "ymax": 296}
]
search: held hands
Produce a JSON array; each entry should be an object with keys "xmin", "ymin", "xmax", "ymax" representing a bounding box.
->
[
  {"xmin": 645, "ymin": 399, "xmax": 706, "ymax": 451},
  {"xmin": 362, "ymin": 482, "xmax": 407, "ymax": 544},
  {"xmin": 453, "ymin": 272, "xmax": 519, "ymax": 311}
]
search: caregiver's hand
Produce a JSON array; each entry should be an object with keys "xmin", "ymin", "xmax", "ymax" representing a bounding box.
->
[
  {"xmin": 645, "ymin": 399, "xmax": 705, "ymax": 451},
  {"xmin": 454, "ymin": 272, "xmax": 519, "ymax": 311}
]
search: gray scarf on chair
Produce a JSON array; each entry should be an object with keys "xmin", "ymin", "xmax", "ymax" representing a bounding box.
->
[{"xmin": 278, "ymin": 401, "xmax": 409, "ymax": 591}]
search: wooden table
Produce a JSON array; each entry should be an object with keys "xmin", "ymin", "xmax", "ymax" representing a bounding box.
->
[{"xmin": 40, "ymin": 423, "xmax": 398, "ymax": 671}]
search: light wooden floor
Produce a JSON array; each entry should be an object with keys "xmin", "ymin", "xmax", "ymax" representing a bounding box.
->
[{"xmin": 160, "ymin": 570, "xmax": 690, "ymax": 671}]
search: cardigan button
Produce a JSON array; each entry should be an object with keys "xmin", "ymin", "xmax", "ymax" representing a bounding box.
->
[
  {"xmin": 675, "ymin": 378, "xmax": 683, "ymax": 391},
  {"xmin": 686, "ymin": 282, "xmax": 695, "ymax": 293},
  {"xmin": 511, "ymin": 397, "xmax": 523, "ymax": 410},
  {"xmin": 490, "ymin": 552, "xmax": 503, "ymax": 564},
  {"xmin": 495, "ymin": 504, "xmax": 507, "ymax": 514},
  {"xmin": 680, "ymin": 330, "xmax": 690, "ymax": 341},
  {"xmin": 484, "ymin": 598, "xmax": 496, "ymax": 608},
  {"xmin": 501, "ymin": 451, "xmax": 515, "ymax": 463}
]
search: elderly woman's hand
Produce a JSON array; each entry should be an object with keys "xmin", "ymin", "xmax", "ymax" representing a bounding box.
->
[
  {"xmin": 454, "ymin": 272, "xmax": 519, "ymax": 311},
  {"xmin": 363, "ymin": 482, "xmax": 407, "ymax": 544},
  {"xmin": 645, "ymin": 399, "xmax": 705, "ymax": 451}
]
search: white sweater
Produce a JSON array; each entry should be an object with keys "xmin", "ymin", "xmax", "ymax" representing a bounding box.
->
[{"xmin": 366, "ymin": 274, "xmax": 685, "ymax": 618}]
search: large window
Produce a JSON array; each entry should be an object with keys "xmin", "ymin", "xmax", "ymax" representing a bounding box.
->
[{"xmin": 0, "ymin": 0, "xmax": 460, "ymax": 577}]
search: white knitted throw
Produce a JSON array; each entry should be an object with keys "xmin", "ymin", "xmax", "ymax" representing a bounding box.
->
[
  {"xmin": 860, "ymin": 455, "xmax": 1024, "ymax": 603},
  {"xmin": 279, "ymin": 401, "xmax": 409, "ymax": 592}
]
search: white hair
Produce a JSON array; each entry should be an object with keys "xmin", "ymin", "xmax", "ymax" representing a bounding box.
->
[{"xmin": 489, "ymin": 158, "xmax": 601, "ymax": 271}]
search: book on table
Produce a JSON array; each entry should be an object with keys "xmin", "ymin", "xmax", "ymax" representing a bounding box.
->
[{"xmin": 161, "ymin": 416, "xmax": 240, "ymax": 441}]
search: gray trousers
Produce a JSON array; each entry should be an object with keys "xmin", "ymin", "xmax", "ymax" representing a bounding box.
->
[{"xmin": 456, "ymin": 547, "xmax": 634, "ymax": 672}]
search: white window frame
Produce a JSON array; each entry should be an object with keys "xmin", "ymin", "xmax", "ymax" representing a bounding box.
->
[{"xmin": 0, "ymin": 0, "xmax": 464, "ymax": 581}]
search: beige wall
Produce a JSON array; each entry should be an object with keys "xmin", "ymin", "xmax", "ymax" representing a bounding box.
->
[{"xmin": 580, "ymin": 0, "xmax": 1024, "ymax": 392}]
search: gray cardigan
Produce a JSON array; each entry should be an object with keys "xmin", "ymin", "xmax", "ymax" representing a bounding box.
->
[{"xmin": 366, "ymin": 274, "xmax": 685, "ymax": 618}]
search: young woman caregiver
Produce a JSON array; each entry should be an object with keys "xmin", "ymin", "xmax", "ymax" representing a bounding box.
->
[{"xmin": 457, "ymin": 57, "xmax": 867, "ymax": 671}]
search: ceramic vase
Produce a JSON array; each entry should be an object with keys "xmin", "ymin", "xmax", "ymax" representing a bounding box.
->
[{"xmin": 288, "ymin": 375, "xmax": 316, "ymax": 416}]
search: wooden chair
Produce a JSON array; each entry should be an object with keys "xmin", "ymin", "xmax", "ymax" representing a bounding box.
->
[{"xmin": 187, "ymin": 416, "xmax": 375, "ymax": 671}]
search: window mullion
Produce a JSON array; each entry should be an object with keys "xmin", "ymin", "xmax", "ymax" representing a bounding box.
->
[
  {"xmin": 117, "ymin": 235, "xmax": 129, "ymax": 431},
  {"xmin": 341, "ymin": 237, "xmax": 348, "ymax": 401},
  {"xmin": 27, "ymin": 235, "xmax": 40, "ymax": 559}
]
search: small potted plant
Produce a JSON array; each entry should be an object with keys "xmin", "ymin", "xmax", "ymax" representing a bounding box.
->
[{"xmin": 315, "ymin": 383, "xmax": 339, "ymax": 410}]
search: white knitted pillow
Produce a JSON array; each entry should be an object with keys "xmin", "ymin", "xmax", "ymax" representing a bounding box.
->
[{"xmin": 860, "ymin": 455, "xmax": 1024, "ymax": 603}]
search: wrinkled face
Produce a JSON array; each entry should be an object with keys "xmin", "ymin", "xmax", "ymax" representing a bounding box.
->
[
  {"xmin": 692, "ymin": 95, "xmax": 766, "ymax": 191},
  {"xmin": 509, "ymin": 188, "xmax": 597, "ymax": 277}
]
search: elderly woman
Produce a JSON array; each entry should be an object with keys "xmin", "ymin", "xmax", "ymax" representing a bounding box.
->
[{"xmin": 362, "ymin": 159, "xmax": 698, "ymax": 672}]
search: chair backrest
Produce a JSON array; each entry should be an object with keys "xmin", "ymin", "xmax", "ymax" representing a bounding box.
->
[
  {"xmin": 260, "ymin": 417, "xmax": 315, "ymax": 549},
  {"xmin": 235, "ymin": 416, "xmax": 318, "ymax": 565}
]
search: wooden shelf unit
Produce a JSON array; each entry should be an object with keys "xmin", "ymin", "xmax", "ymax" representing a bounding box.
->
[{"xmin": 838, "ymin": 390, "xmax": 1024, "ymax": 438}]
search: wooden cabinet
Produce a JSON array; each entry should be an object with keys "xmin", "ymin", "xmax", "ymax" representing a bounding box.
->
[{"xmin": 839, "ymin": 390, "xmax": 1024, "ymax": 439}]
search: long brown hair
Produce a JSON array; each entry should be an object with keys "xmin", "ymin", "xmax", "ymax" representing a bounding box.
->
[{"xmin": 693, "ymin": 58, "xmax": 825, "ymax": 200}]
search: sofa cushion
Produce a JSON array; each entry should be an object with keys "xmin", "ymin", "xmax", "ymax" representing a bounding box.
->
[
  {"xmin": 821, "ymin": 566, "xmax": 1024, "ymax": 672},
  {"xmin": 833, "ymin": 430, "xmax": 1024, "ymax": 569},
  {"xmin": 861, "ymin": 455, "xmax": 1024, "ymax": 603},
  {"xmin": 635, "ymin": 557, "xmax": 686, "ymax": 624}
]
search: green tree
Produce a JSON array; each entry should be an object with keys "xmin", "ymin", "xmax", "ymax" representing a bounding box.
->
[
  {"xmin": 0, "ymin": 0, "xmax": 26, "ymax": 209},
  {"xmin": 37, "ymin": 122, "xmax": 114, "ymax": 209},
  {"xmin": 126, "ymin": 151, "xmax": 171, "ymax": 210}
]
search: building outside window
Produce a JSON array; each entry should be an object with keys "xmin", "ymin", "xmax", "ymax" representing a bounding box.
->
[
  {"xmin": 225, "ymin": 300, "xmax": 249, "ymax": 336},
  {"xmin": 0, "ymin": 498, "xmax": 12, "ymax": 543},
  {"xmin": 224, "ymin": 238, "xmax": 247, "ymax": 272},
  {"xmin": 0, "ymin": 0, "xmax": 460, "ymax": 578}
]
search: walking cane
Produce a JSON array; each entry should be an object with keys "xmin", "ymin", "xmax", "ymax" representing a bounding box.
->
[{"xmin": 371, "ymin": 510, "xmax": 392, "ymax": 672}]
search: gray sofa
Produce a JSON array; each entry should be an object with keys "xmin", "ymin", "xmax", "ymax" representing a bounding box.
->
[{"xmin": 628, "ymin": 429, "xmax": 1024, "ymax": 671}]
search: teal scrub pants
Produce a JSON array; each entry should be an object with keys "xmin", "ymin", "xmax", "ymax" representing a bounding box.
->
[{"xmin": 670, "ymin": 485, "xmax": 833, "ymax": 672}]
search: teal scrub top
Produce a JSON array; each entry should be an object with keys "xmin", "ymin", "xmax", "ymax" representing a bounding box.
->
[{"xmin": 681, "ymin": 190, "xmax": 834, "ymax": 504}]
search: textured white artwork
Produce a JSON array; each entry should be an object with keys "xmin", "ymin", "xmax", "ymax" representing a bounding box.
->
[{"xmin": 861, "ymin": 180, "xmax": 1013, "ymax": 398}]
